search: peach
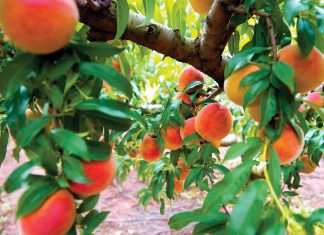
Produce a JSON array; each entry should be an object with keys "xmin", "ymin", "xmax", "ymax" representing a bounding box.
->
[
  {"xmin": 139, "ymin": 134, "xmax": 162, "ymax": 162},
  {"xmin": 25, "ymin": 108, "xmax": 53, "ymax": 131},
  {"xmin": 178, "ymin": 66, "xmax": 204, "ymax": 92},
  {"xmin": 264, "ymin": 123, "xmax": 304, "ymax": 165},
  {"xmin": 305, "ymin": 92, "xmax": 323, "ymax": 108},
  {"xmin": 224, "ymin": 64, "xmax": 261, "ymax": 107},
  {"xmin": 278, "ymin": 45, "xmax": 324, "ymax": 93},
  {"xmin": 176, "ymin": 92, "xmax": 192, "ymax": 105},
  {"xmin": 161, "ymin": 125, "xmax": 182, "ymax": 150},
  {"xmin": 19, "ymin": 190, "xmax": 76, "ymax": 235},
  {"xmin": 299, "ymin": 155, "xmax": 317, "ymax": 174},
  {"xmin": 102, "ymin": 81, "xmax": 112, "ymax": 92},
  {"xmin": 177, "ymin": 159, "xmax": 190, "ymax": 181},
  {"xmin": 112, "ymin": 58, "xmax": 121, "ymax": 72},
  {"xmin": 69, "ymin": 157, "xmax": 116, "ymax": 196},
  {"xmin": 248, "ymin": 105, "xmax": 262, "ymax": 123},
  {"xmin": 173, "ymin": 178, "xmax": 184, "ymax": 193},
  {"xmin": 195, "ymin": 103, "xmax": 233, "ymax": 144},
  {"xmin": 189, "ymin": 0, "xmax": 213, "ymax": 14},
  {"xmin": 180, "ymin": 117, "xmax": 200, "ymax": 146},
  {"xmin": 0, "ymin": 0, "xmax": 79, "ymax": 54}
]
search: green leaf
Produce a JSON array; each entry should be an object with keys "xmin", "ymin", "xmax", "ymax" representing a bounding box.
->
[
  {"xmin": 240, "ymin": 69, "xmax": 270, "ymax": 87},
  {"xmin": 78, "ymin": 195, "xmax": 100, "ymax": 213},
  {"xmin": 62, "ymin": 156, "xmax": 91, "ymax": 183},
  {"xmin": 273, "ymin": 62, "xmax": 295, "ymax": 93},
  {"xmin": 4, "ymin": 159, "xmax": 40, "ymax": 193},
  {"xmin": 51, "ymin": 129, "xmax": 89, "ymax": 161},
  {"xmin": 228, "ymin": 179, "xmax": 269, "ymax": 235},
  {"xmin": 169, "ymin": 209, "xmax": 228, "ymax": 231},
  {"xmin": 260, "ymin": 87, "xmax": 277, "ymax": 127},
  {"xmin": 141, "ymin": 0, "xmax": 155, "ymax": 26},
  {"xmin": 166, "ymin": 171, "xmax": 174, "ymax": 199},
  {"xmin": 0, "ymin": 53, "xmax": 38, "ymax": 96},
  {"xmin": 203, "ymin": 160, "xmax": 255, "ymax": 212},
  {"xmin": 224, "ymin": 47, "xmax": 268, "ymax": 78},
  {"xmin": 305, "ymin": 100, "xmax": 324, "ymax": 120},
  {"xmin": 82, "ymin": 210, "xmax": 110, "ymax": 235},
  {"xmin": 268, "ymin": 146, "xmax": 282, "ymax": 196},
  {"xmin": 183, "ymin": 81, "xmax": 204, "ymax": 93},
  {"xmin": 282, "ymin": 0, "xmax": 305, "ymax": 25},
  {"xmin": 0, "ymin": 128, "xmax": 9, "ymax": 166},
  {"xmin": 71, "ymin": 42, "xmax": 124, "ymax": 58},
  {"xmin": 229, "ymin": 31, "xmax": 240, "ymax": 55},
  {"xmin": 16, "ymin": 181, "xmax": 59, "ymax": 218},
  {"xmin": 16, "ymin": 116, "xmax": 54, "ymax": 147},
  {"xmin": 87, "ymin": 140, "xmax": 112, "ymax": 161},
  {"xmin": 115, "ymin": 0, "xmax": 129, "ymax": 40},
  {"xmin": 223, "ymin": 138, "xmax": 262, "ymax": 162},
  {"xmin": 182, "ymin": 133, "xmax": 200, "ymax": 146},
  {"xmin": 243, "ymin": 79, "xmax": 270, "ymax": 108},
  {"xmin": 297, "ymin": 18, "xmax": 315, "ymax": 57},
  {"xmin": 79, "ymin": 62, "xmax": 132, "ymax": 99}
]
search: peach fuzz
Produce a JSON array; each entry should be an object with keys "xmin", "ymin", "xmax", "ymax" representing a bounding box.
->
[
  {"xmin": 139, "ymin": 134, "xmax": 162, "ymax": 162},
  {"xmin": 178, "ymin": 66, "xmax": 204, "ymax": 92},
  {"xmin": 189, "ymin": 0, "xmax": 213, "ymax": 14},
  {"xmin": 0, "ymin": 0, "xmax": 79, "ymax": 54},
  {"xmin": 264, "ymin": 123, "xmax": 304, "ymax": 165},
  {"xmin": 19, "ymin": 190, "xmax": 76, "ymax": 235},
  {"xmin": 278, "ymin": 45, "xmax": 324, "ymax": 93},
  {"xmin": 305, "ymin": 92, "xmax": 323, "ymax": 108},
  {"xmin": 195, "ymin": 103, "xmax": 233, "ymax": 143},
  {"xmin": 224, "ymin": 64, "xmax": 261, "ymax": 107},
  {"xmin": 69, "ymin": 157, "xmax": 116, "ymax": 196},
  {"xmin": 161, "ymin": 125, "xmax": 183, "ymax": 150},
  {"xmin": 180, "ymin": 117, "xmax": 200, "ymax": 146},
  {"xmin": 299, "ymin": 155, "xmax": 317, "ymax": 174}
]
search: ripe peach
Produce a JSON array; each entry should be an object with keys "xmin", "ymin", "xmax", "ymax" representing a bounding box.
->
[
  {"xmin": 102, "ymin": 81, "xmax": 112, "ymax": 92},
  {"xmin": 180, "ymin": 117, "xmax": 200, "ymax": 146},
  {"xmin": 139, "ymin": 134, "xmax": 162, "ymax": 162},
  {"xmin": 224, "ymin": 64, "xmax": 261, "ymax": 107},
  {"xmin": 305, "ymin": 92, "xmax": 323, "ymax": 108},
  {"xmin": 299, "ymin": 155, "xmax": 317, "ymax": 174},
  {"xmin": 19, "ymin": 190, "xmax": 76, "ymax": 235},
  {"xmin": 265, "ymin": 123, "xmax": 304, "ymax": 165},
  {"xmin": 248, "ymin": 105, "xmax": 262, "ymax": 123},
  {"xmin": 177, "ymin": 159, "xmax": 190, "ymax": 181},
  {"xmin": 0, "ymin": 0, "xmax": 79, "ymax": 54},
  {"xmin": 173, "ymin": 178, "xmax": 184, "ymax": 193},
  {"xmin": 161, "ymin": 125, "xmax": 182, "ymax": 151},
  {"xmin": 195, "ymin": 103, "xmax": 233, "ymax": 144},
  {"xmin": 189, "ymin": 0, "xmax": 213, "ymax": 14},
  {"xmin": 178, "ymin": 66, "xmax": 204, "ymax": 92},
  {"xmin": 128, "ymin": 149, "xmax": 138, "ymax": 158},
  {"xmin": 69, "ymin": 157, "xmax": 116, "ymax": 196},
  {"xmin": 176, "ymin": 92, "xmax": 192, "ymax": 105},
  {"xmin": 278, "ymin": 45, "xmax": 324, "ymax": 93}
]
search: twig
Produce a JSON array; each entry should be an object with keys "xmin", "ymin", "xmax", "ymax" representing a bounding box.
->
[
  {"xmin": 196, "ymin": 87, "xmax": 224, "ymax": 106},
  {"xmin": 227, "ymin": 7, "xmax": 278, "ymax": 61}
]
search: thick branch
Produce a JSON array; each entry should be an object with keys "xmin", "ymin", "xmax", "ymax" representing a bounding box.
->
[{"xmin": 75, "ymin": 0, "xmax": 239, "ymax": 86}]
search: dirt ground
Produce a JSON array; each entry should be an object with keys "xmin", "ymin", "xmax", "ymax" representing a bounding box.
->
[{"xmin": 1, "ymin": 142, "xmax": 323, "ymax": 235}]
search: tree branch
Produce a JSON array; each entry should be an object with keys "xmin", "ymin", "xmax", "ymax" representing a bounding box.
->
[{"xmin": 75, "ymin": 0, "xmax": 239, "ymax": 86}]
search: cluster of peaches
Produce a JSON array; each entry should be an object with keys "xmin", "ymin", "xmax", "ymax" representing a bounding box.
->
[
  {"xmin": 224, "ymin": 44, "xmax": 323, "ymax": 173},
  {"xmin": 138, "ymin": 66, "xmax": 233, "ymax": 192},
  {"xmin": 13, "ymin": 108, "xmax": 117, "ymax": 235}
]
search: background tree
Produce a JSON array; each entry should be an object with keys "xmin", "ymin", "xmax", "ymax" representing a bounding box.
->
[{"xmin": 0, "ymin": 0, "xmax": 323, "ymax": 234}]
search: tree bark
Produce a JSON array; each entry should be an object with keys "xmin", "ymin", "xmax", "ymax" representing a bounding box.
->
[{"xmin": 75, "ymin": 0, "xmax": 239, "ymax": 86}]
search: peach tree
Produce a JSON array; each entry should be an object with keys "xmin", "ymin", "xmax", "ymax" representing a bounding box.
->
[{"xmin": 0, "ymin": 0, "xmax": 323, "ymax": 234}]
